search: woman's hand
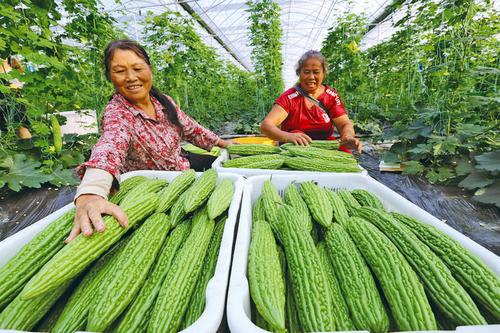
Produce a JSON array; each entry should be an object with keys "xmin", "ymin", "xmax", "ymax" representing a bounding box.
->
[
  {"xmin": 66, "ymin": 194, "xmax": 129, "ymax": 243},
  {"xmin": 340, "ymin": 136, "xmax": 362, "ymax": 154},
  {"xmin": 217, "ymin": 139, "xmax": 242, "ymax": 147},
  {"xmin": 284, "ymin": 132, "xmax": 312, "ymax": 146}
]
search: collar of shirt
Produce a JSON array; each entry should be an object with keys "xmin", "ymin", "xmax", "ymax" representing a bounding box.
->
[{"xmin": 113, "ymin": 92, "xmax": 163, "ymax": 121}]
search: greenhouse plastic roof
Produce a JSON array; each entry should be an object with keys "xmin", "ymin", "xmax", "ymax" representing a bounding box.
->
[{"xmin": 102, "ymin": 0, "xmax": 397, "ymax": 88}]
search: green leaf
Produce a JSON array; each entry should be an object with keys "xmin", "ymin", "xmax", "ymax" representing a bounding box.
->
[
  {"xmin": 453, "ymin": 123, "xmax": 489, "ymax": 136},
  {"xmin": 402, "ymin": 161, "xmax": 424, "ymax": 175},
  {"xmin": 473, "ymin": 180, "xmax": 500, "ymax": 208},
  {"xmin": 475, "ymin": 151, "xmax": 500, "ymax": 172},
  {"xmin": 425, "ymin": 167, "xmax": 455, "ymax": 183},
  {"xmin": 48, "ymin": 165, "xmax": 79, "ymax": 187},
  {"xmin": 454, "ymin": 157, "xmax": 475, "ymax": 176},
  {"xmin": 0, "ymin": 154, "xmax": 54, "ymax": 191},
  {"xmin": 458, "ymin": 170, "xmax": 494, "ymax": 189}
]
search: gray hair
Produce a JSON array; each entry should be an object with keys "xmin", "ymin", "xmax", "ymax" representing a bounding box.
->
[{"xmin": 295, "ymin": 50, "xmax": 327, "ymax": 76}]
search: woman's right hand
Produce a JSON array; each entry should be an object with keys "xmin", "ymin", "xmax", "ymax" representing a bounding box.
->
[
  {"xmin": 284, "ymin": 132, "xmax": 312, "ymax": 146},
  {"xmin": 66, "ymin": 194, "xmax": 129, "ymax": 243}
]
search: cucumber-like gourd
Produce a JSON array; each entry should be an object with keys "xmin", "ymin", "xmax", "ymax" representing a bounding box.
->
[
  {"xmin": 325, "ymin": 223, "xmax": 390, "ymax": 333},
  {"xmin": 284, "ymin": 157, "xmax": 361, "ymax": 173},
  {"xmin": 87, "ymin": 213, "xmax": 171, "ymax": 332},
  {"xmin": 169, "ymin": 189, "xmax": 190, "ymax": 228},
  {"xmin": 52, "ymin": 237, "xmax": 131, "ymax": 333},
  {"xmin": 284, "ymin": 183, "xmax": 312, "ymax": 233},
  {"xmin": 227, "ymin": 143, "xmax": 281, "ymax": 155},
  {"xmin": 252, "ymin": 195, "xmax": 267, "ymax": 222},
  {"xmin": 316, "ymin": 241, "xmax": 356, "ymax": 331},
  {"xmin": 147, "ymin": 206, "xmax": 215, "ymax": 333},
  {"xmin": 309, "ymin": 140, "xmax": 341, "ymax": 150},
  {"xmin": 323, "ymin": 188, "xmax": 349, "ymax": 228},
  {"xmin": 108, "ymin": 175, "xmax": 148, "ymax": 205},
  {"xmin": 182, "ymin": 216, "xmax": 226, "ymax": 329},
  {"xmin": 350, "ymin": 188, "xmax": 385, "ymax": 210},
  {"xmin": 285, "ymin": 267, "xmax": 301, "ymax": 333},
  {"xmin": 223, "ymin": 154, "xmax": 285, "ymax": 168},
  {"xmin": 260, "ymin": 180, "xmax": 283, "ymax": 242},
  {"xmin": 155, "ymin": 169, "xmax": 196, "ymax": 213},
  {"xmin": 279, "ymin": 149, "xmax": 294, "ymax": 156},
  {"xmin": 337, "ymin": 188, "xmax": 361, "ymax": 216},
  {"xmin": 207, "ymin": 177, "xmax": 234, "ymax": 220},
  {"xmin": 248, "ymin": 219, "xmax": 286, "ymax": 332},
  {"xmin": 19, "ymin": 192, "xmax": 159, "ymax": 300},
  {"xmin": 50, "ymin": 114, "xmax": 62, "ymax": 153},
  {"xmin": 183, "ymin": 169, "xmax": 218, "ymax": 213},
  {"xmin": 348, "ymin": 216, "xmax": 437, "ymax": 331},
  {"xmin": 120, "ymin": 178, "xmax": 168, "ymax": 207},
  {"xmin": 277, "ymin": 204, "xmax": 334, "ymax": 332},
  {"xmin": 279, "ymin": 142, "xmax": 294, "ymax": 150},
  {"xmin": 33, "ymin": 292, "xmax": 70, "ymax": 333},
  {"xmin": 0, "ymin": 208, "xmax": 75, "ymax": 310},
  {"xmin": 286, "ymin": 145, "xmax": 356, "ymax": 163},
  {"xmin": 0, "ymin": 276, "xmax": 75, "ymax": 331},
  {"xmin": 112, "ymin": 219, "xmax": 192, "ymax": 333},
  {"xmin": 241, "ymin": 158, "xmax": 285, "ymax": 170},
  {"xmin": 357, "ymin": 207, "xmax": 486, "ymax": 326},
  {"xmin": 392, "ymin": 211, "xmax": 500, "ymax": 321},
  {"xmin": 299, "ymin": 181, "xmax": 333, "ymax": 228}
]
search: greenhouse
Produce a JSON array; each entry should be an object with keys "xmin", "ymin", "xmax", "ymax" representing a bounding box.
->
[{"xmin": 0, "ymin": 0, "xmax": 500, "ymax": 332}]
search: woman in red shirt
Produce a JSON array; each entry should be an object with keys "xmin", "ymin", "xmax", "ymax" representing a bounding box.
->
[{"xmin": 260, "ymin": 50, "xmax": 362, "ymax": 155}]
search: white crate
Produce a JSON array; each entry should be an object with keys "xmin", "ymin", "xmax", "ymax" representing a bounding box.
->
[
  {"xmin": 227, "ymin": 174, "xmax": 500, "ymax": 333},
  {"xmin": 212, "ymin": 149, "xmax": 367, "ymax": 176},
  {"xmin": 0, "ymin": 170, "xmax": 245, "ymax": 333}
]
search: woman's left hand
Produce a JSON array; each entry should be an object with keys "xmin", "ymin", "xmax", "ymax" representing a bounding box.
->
[
  {"xmin": 217, "ymin": 139, "xmax": 242, "ymax": 147},
  {"xmin": 340, "ymin": 136, "xmax": 362, "ymax": 154}
]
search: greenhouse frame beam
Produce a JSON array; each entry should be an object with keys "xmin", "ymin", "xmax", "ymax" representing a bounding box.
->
[
  {"xmin": 178, "ymin": 0, "xmax": 252, "ymax": 72},
  {"xmin": 366, "ymin": 0, "xmax": 405, "ymax": 33}
]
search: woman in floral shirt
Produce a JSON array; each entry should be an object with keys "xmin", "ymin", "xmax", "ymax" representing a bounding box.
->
[{"xmin": 67, "ymin": 39, "xmax": 240, "ymax": 243}]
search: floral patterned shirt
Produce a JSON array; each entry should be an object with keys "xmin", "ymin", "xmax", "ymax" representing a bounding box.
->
[{"xmin": 77, "ymin": 93, "xmax": 219, "ymax": 190}]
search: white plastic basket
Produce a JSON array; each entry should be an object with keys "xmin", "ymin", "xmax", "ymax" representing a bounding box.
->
[
  {"xmin": 212, "ymin": 149, "xmax": 367, "ymax": 177},
  {"xmin": 0, "ymin": 170, "xmax": 245, "ymax": 333},
  {"xmin": 227, "ymin": 173, "xmax": 500, "ymax": 333}
]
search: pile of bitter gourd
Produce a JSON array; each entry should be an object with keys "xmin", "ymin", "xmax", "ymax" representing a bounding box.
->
[
  {"xmin": 0, "ymin": 169, "xmax": 235, "ymax": 333},
  {"xmin": 248, "ymin": 180, "xmax": 500, "ymax": 333},
  {"xmin": 223, "ymin": 142, "xmax": 361, "ymax": 173}
]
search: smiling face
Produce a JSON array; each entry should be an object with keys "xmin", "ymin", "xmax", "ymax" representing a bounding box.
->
[
  {"xmin": 299, "ymin": 57, "xmax": 325, "ymax": 94},
  {"xmin": 109, "ymin": 49, "xmax": 153, "ymax": 106}
]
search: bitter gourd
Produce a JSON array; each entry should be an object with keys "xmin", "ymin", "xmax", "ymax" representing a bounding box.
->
[
  {"xmin": 223, "ymin": 154, "xmax": 285, "ymax": 168},
  {"xmin": 277, "ymin": 204, "xmax": 334, "ymax": 332},
  {"xmin": 357, "ymin": 207, "xmax": 486, "ymax": 326},
  {"xmin": 227, "ymin": 143, "xmax": 281, "ymax": 155},
  {"xmin": 284, "ymin": 183, "xmax": 312, "ymax": 233},
  {"xmin": 147, "ymin": 206, "xmax": 214, "ymax": 333},
  {"xmin": 316, "ymin": 241, "xmax": 356, "ymax": 331},
  {"xmin": 0, "ymin": 208, "xmax": 75, "ymax": 309},
  {"xmin": 19, "ymin": 192, "xmax": 159, "ymax": 300},
  {"xmin": 155, "ymin": 169, "xmax": 196, "ymax": 213},
  {"xmin": 325, "ymin": 223, "xmax": 389, "ymax": 333},
  {"xmin": 350, "ymin": 188, "xmax": 385, "ymax": 210},
  {"xmin": 323, "ymin": 188, "xmax": 349, "ymax": 228},
  {"xmin": 392, "ymin": 211, "xmax": 500, "ymax": 321},
  {"xmin": 183, "ymin": 169, "xmax": 218, "ymax": 213},
  {"xmin": 284, "ymin": 157, "xmax": 361, "ymax": 173},
  {"xmin": 299, "ymin": 181, "xmax": 332, "ymax": 228},
  {"xmin": 50, "ymin": 114, "xmax": 62, "ymax": 153},
  {"xmin": 112, "ymin": 219, "xmax": 192, "ymax": 333},
  {"xmin": 207, "ymin": 177, "xmax": 234, "ymax": 220},
  {"xmin": 348, "ymin": 216, "xmax": 437, "ymax": 331},
  {"xmin": 248, "ymin": 219, "xmax": 286, "ymax": 332}
]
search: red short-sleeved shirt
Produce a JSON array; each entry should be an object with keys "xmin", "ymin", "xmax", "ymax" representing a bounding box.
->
[{"xmin": 274, "ymin": 83, "xmax": 347, "ymax": 140}]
